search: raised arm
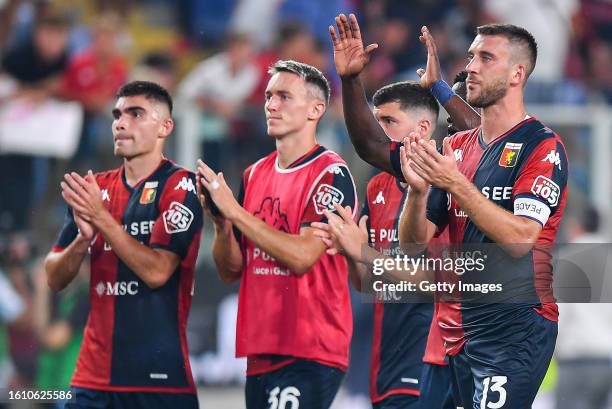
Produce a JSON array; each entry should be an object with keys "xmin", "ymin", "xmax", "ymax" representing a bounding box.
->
[
  {"xmin": 416, "ymin": 25, "xmax": 480, "ymax": 131},
  {"xmin": 330, "ymin": 13, "xmax": 395, "ymax": 174}
]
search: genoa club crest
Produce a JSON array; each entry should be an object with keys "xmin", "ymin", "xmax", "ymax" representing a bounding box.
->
[
  {"xmin": 498, "ymin": 142, "xmax": 523, "ymax": 168},
  {"xmin": 140, "ymin": 181, "xmax": 158, "ymax": 204}
]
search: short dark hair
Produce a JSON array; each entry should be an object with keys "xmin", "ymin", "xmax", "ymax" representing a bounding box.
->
[
  {"xmin": 116, "ymin": 81, "xmax": 173, "ymax": 114},
  {"xmin": 453, "ymin": 70, "xmax": 468, "ymax": 85},
  {"xmin": 476, "ymin": 24, "xmax": 538, "ymax": 79},
  {"xmin": 268, "ymin": 60, "xmax": 330, "ymax": 105},
  {"xmin": 372, "ymin": 81, "xmax": 439, "ymax": 121}
]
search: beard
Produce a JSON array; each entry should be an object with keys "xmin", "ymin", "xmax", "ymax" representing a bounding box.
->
[{"xmin": 467, "ymin": 76, "xmax": 508, "ymax": 108}]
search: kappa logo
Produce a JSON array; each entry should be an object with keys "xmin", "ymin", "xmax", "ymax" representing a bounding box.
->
[
  {"xmin": 542, "ymin": 150, "xmax": 562, "ymax": 170},
  {"xmin": 454, "ymin": 149, "xmax": 463, "ymax": 162},
  {"xmin": 254, "ymin": 197, "xmax": 290, "ymax": 232},
  {"xmin": 372, "ymin": 191, "xmax": 386, "ymax": 205},
  {"xmin": 101, "ymin": 189, "xmax": 110, "ymax": 201},
  {"xmin": 174, "ymin": 176, "xmax": 197, "ymax": 195},
  {"xmin": 313, "ymin": 184, "xmax": 345, "ymax": 215},
  {"xmin": 328, "ymin": 166, "xmax": 345, "ymax": 177},
  {"xmin": 163, "ymin": 201, "xmax": 194, "ymax": 234}
]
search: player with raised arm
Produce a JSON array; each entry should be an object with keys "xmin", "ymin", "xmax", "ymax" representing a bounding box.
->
[
  {"xmin": 399, "ymin": 24, "xmax": 569, "ymax": 408},
  {"xmin": 44, "ymin": 81, "xmax": 203, "ymax": 408},
  {"xmin": 328, "ymin": 13, "xmax": 480, "ymax": 176},
  {"xmin": 313, "ymin": 73, "xmax": 470, "ymax": 409},
  {"xmin": 198, "ymin": 60, "xmax": 357, "ymax": 409}
]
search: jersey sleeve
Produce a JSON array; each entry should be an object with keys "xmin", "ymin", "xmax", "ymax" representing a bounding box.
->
[
  {"xmin": 51, "ymin": 206, "xmax": 79, "ymax": 252},
  {"xmin": 426, "ymin": 187, "xmax": 450, "ymax": 233},
  {"xmin": 301, "ymin": 163, "xmax": 357, "ymax": 226},
  {"xmin": 361, "ymin": 188, "xmax": 372, "ymax": 245},
  {"xmin": 389, "ymin": 141, "xmax": 404, "ymax": 179},
  {"xmin": 512, "ymin": 137, "xmax": 568, "ymax": 226},
  {"xmin": 150, "ymin": 170, "xmax": 204, "ymax": 258}
]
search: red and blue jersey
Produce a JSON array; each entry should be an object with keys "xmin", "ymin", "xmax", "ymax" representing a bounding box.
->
[
  {"xmin": 363, "ymin": 171, "xmax": 449, "ymax": 403},
  {"xmin": 390, "ymin": 117, "xmax": 568, "ymax": 355},
  {"xmin": 236, "ymin": 145, "xmax": 357, "ymax": 375},
  {"xmin": 52, "ymin": 159, "xmax": 203, "ymax": 393}
]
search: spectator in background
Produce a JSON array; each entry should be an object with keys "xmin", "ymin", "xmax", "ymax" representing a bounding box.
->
[
  {"xmin": 33, "ymin": 261, "xmax": 88, "ymax": 409},
  {"xmin": 556, "ymin": 205, "xmax": 612, "ymax": 409},
  {"xmin": 130, "ymin": 52, "xmax": 177, "ymax": 93},
  {"xmin": 484, "ymin": 0, "xmax": 582, "ymax": 103},
  {"xmin": 177, "ymin": 31, "xmax": 259, "ymax": 172},
  {"xmin": 0, "ymin": 269, "xmax": 25, "ymax": 409},
  {"xmin": 61, "ymin": 12, "xmax": 127, "ymax": 167},
  {"xmin": 0, "ymin": 4, "xmax": 70, "ymax": 234}
]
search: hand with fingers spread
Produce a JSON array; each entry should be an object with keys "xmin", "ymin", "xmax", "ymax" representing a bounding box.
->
[
  {"xmin": 197, "ymin": 159, "xmax": 241, "ymax": 221},
  {"xmin": 61, "ymin": 170, "xmax": 108, "ymax": 226},
  {"xmin": 329, "ymin": 13, "xmax": 378, "ymax": 79},
  {"xmin": 318, "ymin": 204, "xmax": 368, "ymax": 262},
  {"xmin": 399, "ymin": 133, "xmax": 429, "ymax": 194},
  {"xmin": 415, "ymin": 26, "xmax": 442, "ymax": 89},
  {"xmin": 407, "ymin": 137, "xmax": 463, "ymax": 191}
]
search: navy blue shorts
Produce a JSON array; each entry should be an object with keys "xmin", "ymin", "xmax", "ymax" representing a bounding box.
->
[
  {"xmin": 245, "ymin": 359, "xmax": 344, "ymax": 409},
  {"xmin": 373, "ymin": 393, "xmax": 419, "ymax": 409},
  {"xmin": 64, "ymin": 387, "xmax": 198, "ymax": 409},
  {"xmin": 419, "ymin": 363, "xmax": 455, "ymax": 409},
  {"xmin": 449, "ymin": 308, "xmax": 557, "ymax": 409}
]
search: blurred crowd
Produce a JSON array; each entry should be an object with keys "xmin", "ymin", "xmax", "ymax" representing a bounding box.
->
[{"xmin": 0, "ymin": 0, "xmax": 611, "ymax": 407}]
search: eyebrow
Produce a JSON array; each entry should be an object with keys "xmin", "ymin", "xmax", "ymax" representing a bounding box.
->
[{"xmin": 112, "ymin": 106, "xmax": 146, "ymax": 118}]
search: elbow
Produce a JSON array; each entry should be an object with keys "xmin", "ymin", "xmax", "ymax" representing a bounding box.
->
[
  {"xmin": 47, "ymin": 277, "xmax": 67, "ymax": 293},
  {"xmin": 291, "ymin": 254, "xmax": 319, "ymax": 276},
  {"xmin": 44, "ymin": 257, "xmax": 67, "ymax": 293},
  {"xmin": 143, "ymin": 270, "xmax": 173, "ymax": 290},
  {"xmin": 501, "ymin": 228, "xmax": 541, "ymax": 258},
  {"xmin": 219, "ymin": 269, "xmax": 241, "ymax": 284}
]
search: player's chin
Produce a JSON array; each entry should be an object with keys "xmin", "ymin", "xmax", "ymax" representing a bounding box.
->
[{"xmin": 266, "ymin": 126, "xmax": 284, "ymax": 139}]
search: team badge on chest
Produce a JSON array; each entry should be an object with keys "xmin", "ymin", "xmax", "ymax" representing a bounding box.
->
[
  {"xmin": 498, "ymin": 142, "xmax": 523, "ymax": 168},
  {"xmin": 140, "ymin": 181, "xmax": 158, "ymax": 204}
]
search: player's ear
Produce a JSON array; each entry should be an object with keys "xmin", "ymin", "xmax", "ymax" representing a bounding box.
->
[
  {"xmin": 159, "ymin": 118, "xmax": 174, "ymax": 139},
  {"xmin": 510, "ymin": 63, "xmax": 525, "ymax": 87},
  {"xmin": 308, "ymin": 100, "xmax": 326, "ymax": 121},
  {"xmin": 417, "ymin": 118, "xmax": 432, "ymax": 137}
]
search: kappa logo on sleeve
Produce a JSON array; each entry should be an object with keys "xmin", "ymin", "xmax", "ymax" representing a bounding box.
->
[
  {"xmin": 541, "ymin": 150, "xmax": 562, "ymax": 170},
  {"xmin": 313, "ymin": 184, "xmax": 345, "ymax": 215},
  {"xmin": 174, "ymin": 176, "xmax": 197, "ymax": 195},
  {"xmin": 163, "ymin": 201, "xmax": 194, "ymax": 234},
  {"xmin": 531, "ymin": 175, "xmax": 560, "ymax": 207}
]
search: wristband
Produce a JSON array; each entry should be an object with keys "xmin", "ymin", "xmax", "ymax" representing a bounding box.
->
[{"xmin": 430, "ymin": 79, "xmax": 455, "ymax": 105}]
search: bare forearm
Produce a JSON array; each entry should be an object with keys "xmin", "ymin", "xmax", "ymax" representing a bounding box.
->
[
  {"xmin": 348, "ymin": 257, "xmax": 369, "ymax": 292},
  {"xmin": 341, "ymin": 76, "xmax": 394, "ymax": 174},
  {"xmin": 212, "ymin": 221, "xmax": 243, "ymax": 283},
  {"xmin": 231, "ymin": 207, "xmax": 324, "ymax": 275},
  {"xmin": 399, "ymin": 189, "xmax": 432, "ymax": 250},
  {"xmin": 443, "ymin": 96, "xmax": 481, "ymax": 131},
  {"xmin": 450, "ymin": 178, "xmax": 540, "ymax": 253},
  {"xmin": 44, "ymin": 236, "xmax": 89, "ymax": 291},
  {"xmin": 96, "ymin": 213, "xmax": 175, "ymax": 288}
]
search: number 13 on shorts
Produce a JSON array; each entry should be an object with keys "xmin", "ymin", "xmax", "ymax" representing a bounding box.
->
[{"xmin": 481, "ymin": 376, "xmax": 507, "ymax": 409}]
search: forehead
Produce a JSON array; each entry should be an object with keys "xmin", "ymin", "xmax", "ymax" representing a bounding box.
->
[
  {"xmin": 114, "ymin": 95, "xmax": 155, "ymax": 110},
  {"xmin": 469, "ymin": 34, "xmax": 510, "ymax": 56},
  {"xmin": 373, "ymin": 101, "xmax": 414, "ymax": 120},
  {"xmin": 265, "ymin": 72, "xmax": 308, "ymax": 94}
]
